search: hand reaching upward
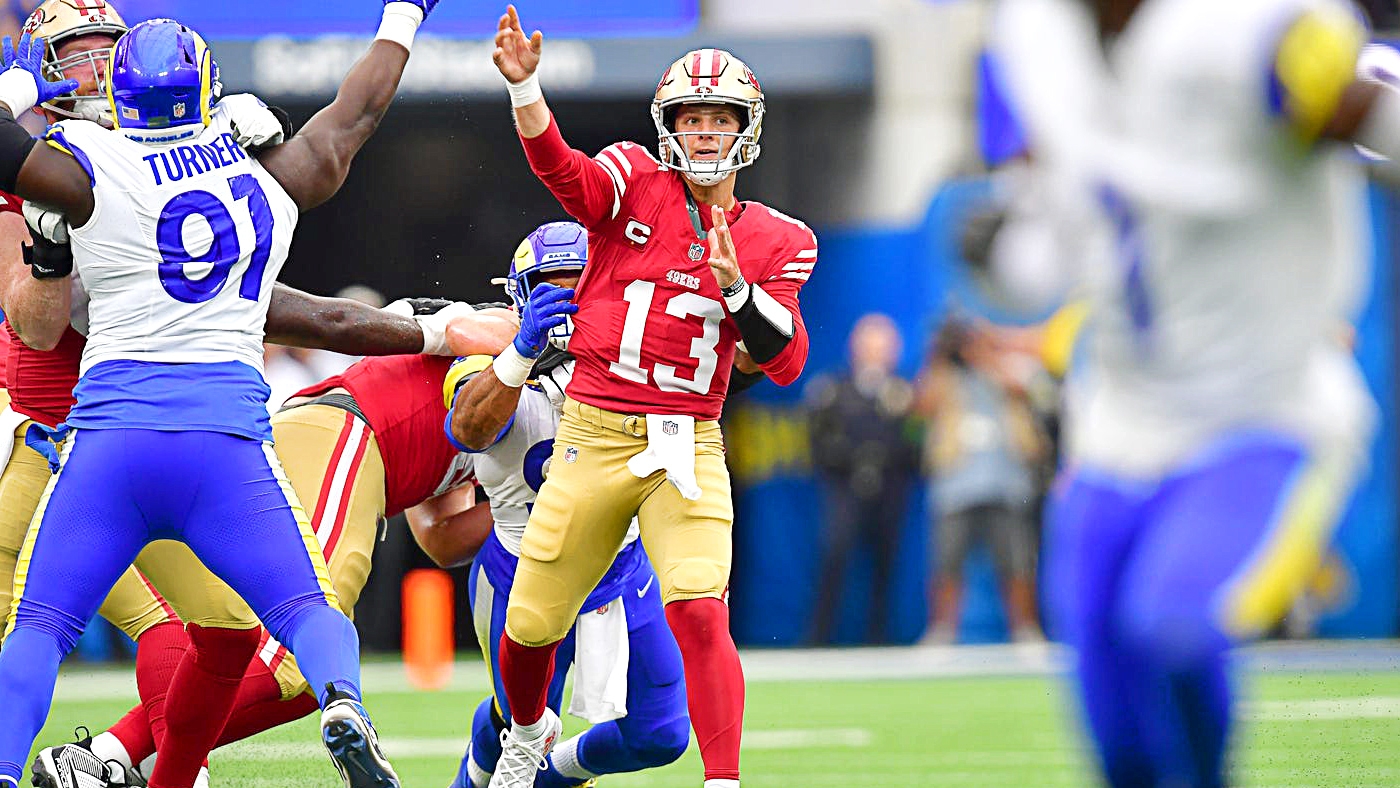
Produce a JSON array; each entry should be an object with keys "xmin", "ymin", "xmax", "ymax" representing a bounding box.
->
[{"xmin": 493, "ymin": 5, "xmax": 541, "ymax": 84}]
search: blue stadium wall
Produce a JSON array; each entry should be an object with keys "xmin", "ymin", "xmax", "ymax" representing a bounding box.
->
[{"xmin": 726, "ymin": 179, "xmax": 1400, "ymax": 646}]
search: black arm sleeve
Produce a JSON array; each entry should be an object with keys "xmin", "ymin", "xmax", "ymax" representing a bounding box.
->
[
  {"xmin": 726, "ymin": 368, "xmax": 765, "ymax": 396},
  {"xmin": 729, "ymin": 284, "xmax": 794, "ymax": 365},
  {"xmin": 0, "ymin": 109, "xmax": 36, "ymax": 194}
]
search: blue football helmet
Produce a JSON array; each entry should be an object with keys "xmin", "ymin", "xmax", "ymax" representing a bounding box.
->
[
  {"xmin": 106, "ymin": 18, "xmax": 220, "ymax": 136},
  {"xmin": 493, "ymin": 221, "xmax": 588, "ymax": 350}
]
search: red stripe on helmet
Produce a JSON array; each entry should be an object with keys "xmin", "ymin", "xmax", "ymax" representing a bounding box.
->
[
  {"xmin": 690, "ymin": 51, "xmax": 703, "ymax": 87},
  {"xmin": 710, "ymin": 49, "xmax": 721, "ymax": 86}
]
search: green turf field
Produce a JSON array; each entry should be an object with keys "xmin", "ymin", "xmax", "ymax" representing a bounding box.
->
[{"xmin": 30, "ymin": 651, "xmax": 1400, "ymax": 787}]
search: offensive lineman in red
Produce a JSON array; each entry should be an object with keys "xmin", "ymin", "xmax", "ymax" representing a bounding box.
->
[{"xmin": 487, "ymin": 7, "xmax": 815, "ymax": 788}]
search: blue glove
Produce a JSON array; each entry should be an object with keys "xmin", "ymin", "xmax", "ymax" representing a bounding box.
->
[
  {"xmin": 514, "ymin": 283, "xmax": 577, "ymax": 358},
  {"xmin": 388, "ymin": 0, "xmax": 439, "ymax": 19},
  {"xmin": 2, "ymin": 34, "xmax": 78, "ymax": 106}
]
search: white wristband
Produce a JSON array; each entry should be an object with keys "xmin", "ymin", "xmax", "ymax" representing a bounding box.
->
[
  {"xmin": 507, "ymin": 72, "xmax": 543, "ymax": 109},
  {"xmin": 492, "ymin": 343, "xmax": 535, "ymax": 388},
  {"xmin": 0, "ymin": 68, "xmax": 39, "ymax": 117},
  {"xmin": 723, "ymin": 283, "xmax": 752, "ymax": 314},
  {"xmin": 414, "ymin": 315, "xmax": 449, "ymax": 355},
  {"xmin": 375, "ymin": 2, "xmax": 423, "ymax": 51}
]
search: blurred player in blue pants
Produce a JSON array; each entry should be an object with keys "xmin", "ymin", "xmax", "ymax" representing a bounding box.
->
[
  {"xmin": 0, "ymin": 2, "xmax": 441, "ymax": 786},
  {"xmin": 988, "ymin": 0, "xmax": 1398, "ymax": 784}
]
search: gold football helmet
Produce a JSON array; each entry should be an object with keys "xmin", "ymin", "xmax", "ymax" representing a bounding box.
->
[
  {"xmin": 21, "ymin": 0, "xmax": 129, "ymax": 121},
  {"xmin": 650, "ymin": 48, "xmax": 764, "ymax": 186}
]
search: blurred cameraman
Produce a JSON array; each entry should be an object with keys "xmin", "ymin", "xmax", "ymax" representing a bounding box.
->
[{"xmin": 918, "ymin": 316, "xmax": 1045, "ymax": 644}]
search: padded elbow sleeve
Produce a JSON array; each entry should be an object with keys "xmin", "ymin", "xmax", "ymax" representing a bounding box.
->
[{"xmin": 728, "ymin": 284, "xmax": 794, "ymax": 364}]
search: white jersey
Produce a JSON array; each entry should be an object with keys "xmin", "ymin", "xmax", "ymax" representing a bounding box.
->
[
  {"xmin": 53, "ymin": 106, "xmax": 299, "ymax": 376},
  {"xmin": 472, "ymin": 359, "xmax": 641, "ymax": 556},
  {"xmin": 994, "ymin": 0, "xmax": 1376, "ymax": 475}
]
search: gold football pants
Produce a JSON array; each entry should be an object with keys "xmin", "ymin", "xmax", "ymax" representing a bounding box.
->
[{"xmin": 505, "ymin": 397, "xmax": 733, "ymax": 647}]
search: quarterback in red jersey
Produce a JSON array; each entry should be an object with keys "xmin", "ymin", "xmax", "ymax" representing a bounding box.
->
[{"xmin": 488, "ymin": 7, "xmax": 815, "ymax": 788}]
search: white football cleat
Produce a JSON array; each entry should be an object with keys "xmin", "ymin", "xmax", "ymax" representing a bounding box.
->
[
  {"xmin": 31, "ymin": 743, "xmax": 126, "ymax": 788},
  {"xmin": 321, "ymin": 689, "xmax": 400, "ymax": 788},
  {"xmin": 487, "ymin": 709, "xmax": 561, "ymax": 788}
]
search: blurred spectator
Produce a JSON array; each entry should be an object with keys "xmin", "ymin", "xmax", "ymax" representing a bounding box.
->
[
  {"xmin": 804, "ymin": 313, "xmax": 920, "ymax": 645},
  {"xmin": 263, "ymin": 344, "xmax": 317, "ymax": 415},
  {"xmin": 918, "ymin": 317, "xmax": 1045, "ymax": 644}
]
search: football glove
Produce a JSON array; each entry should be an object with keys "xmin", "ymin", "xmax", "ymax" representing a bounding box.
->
[
  {"xmin": 220, "ymin": 94, "xmax": 288, "ymax": 151},
  {"xmin": 23, "ymin": 233, "xmax": 72, "ymax": 279},
  {"xmin": 22, "ymin": 200, "xmax": 67, "ymax": 244},
  {"xmin": 514, "ymin": 283, "xmax": 576, "ymax": 359},
  {"xmin": 0, "ymin": 34, "xmax": 77, "ymax": 113}
]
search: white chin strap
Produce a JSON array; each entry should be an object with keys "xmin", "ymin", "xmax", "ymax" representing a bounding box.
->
[{"xmin": 682, "ymin": 169, "xmax": 727, "ymax": 187}]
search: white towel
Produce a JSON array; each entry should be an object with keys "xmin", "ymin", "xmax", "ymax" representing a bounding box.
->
[
  {"xmin": 625, "ymin": 414, "xmax": 701, "ymax": 500},
  {"xmin": 0, "ymin": 406, "xmax": 30, "ymax": 470},
  {"xmin": 568, "ymin": 596, "xmax": 630, "ymax": 723}
]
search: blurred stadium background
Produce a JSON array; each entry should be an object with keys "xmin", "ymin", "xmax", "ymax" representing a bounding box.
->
[{"xmin": 23, "ymin": 0, "xmax": 1400, "ymax": 785}]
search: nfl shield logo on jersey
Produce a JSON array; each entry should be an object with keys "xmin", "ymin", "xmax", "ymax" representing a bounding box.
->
[
  {"xmin": 173, "ymin": 102, "xmax": 186, "ymax": 118},
  {"xmin": 565, "ymin": 446, "xmax": 579, "ymax": 463},
  {"xmin": 688, "ymin": 243, "xmax": 705, "ymax": 261},
  {"xmin": 663, "ymin": 420, "xmax": 679, "ymax": 436}
]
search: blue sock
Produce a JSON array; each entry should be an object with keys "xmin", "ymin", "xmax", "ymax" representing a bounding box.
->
[
  {"xmin": 537, "ymin": 710, "xmax": 690, "ymax": 787},
  {"xmin": 1077, "ymin": 639, "xmax": 1156, "ymax": 787},
  {"xmin": 452, "ymin": 696, "xmax": 504, "ymax": 788},
  {"xmin": 0, "ymin": 627, "xmax": 68, "ymax": 783},
  {"xmin": 266, "ymin": 597, "xmax": 363, "ymax": 705}
]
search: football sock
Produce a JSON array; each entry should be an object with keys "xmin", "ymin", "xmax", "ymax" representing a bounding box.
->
[
  {"xmin": 497, "ymin": 634, "xmax": 558, "ymax": 727},
  {"xmin": 666, "ymin": 598, "xmax": 743, "ymax": 783},
  {"xmin": 267, "ymin": 598, "xmax": 363, "ymax": 705},
  {"xmin": 216, "ymin": 688, "xmax": 320, "ymax": 747},
  {"xmin": 539, "ymin": 736, "xmax": 597, "ymax": 787},
  {"xmin": 97, "ymin": 713, "xmax": 144, "ymax": 771},
  {"xmin": 0, "ymin": 626, "xmax": 68, "ymax": 785},
  {"xmin": 147, "ymin": 624, "xmax": 261, "ymax": 788},
  {"xmin": 133, "ymin": 620, "xmax": 191, "ymax": 756},
  {"xmin": 452, "ymin": 704, "xmax": 499, "ymax": 788}
]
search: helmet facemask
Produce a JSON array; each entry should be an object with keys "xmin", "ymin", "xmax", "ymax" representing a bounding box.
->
[
  {"xmin": 21, "ymin": 0, "xmax": 130, "ymax": 126},
  {"xmin": 653, "ymin": 98, "xmax": 763, "ymax": 186}
]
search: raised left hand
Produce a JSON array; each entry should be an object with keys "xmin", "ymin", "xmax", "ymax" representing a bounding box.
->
[
  {"xmin": 707, "ymin": 204, "xmax": 740, "ymax": 290},
  {"xmin": 1, "ymin": 34, "xmax": 77, "ymax": 110}
]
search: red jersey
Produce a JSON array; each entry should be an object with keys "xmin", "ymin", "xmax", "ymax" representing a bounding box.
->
[
  {"xmin": 0, "ymin": 189, "xmax": 87, "ymax": 427},
  {"xmin": 295, "ymin": 354, "xmax": 470, "ymax": 517},
  {"xmin": 521, "ymin": 117, "xmax": 814, "ymax": 420}
]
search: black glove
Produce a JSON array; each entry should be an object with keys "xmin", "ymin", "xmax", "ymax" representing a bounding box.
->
[
  {"xmin": 268, "ymin": 105, "xmax": 295, "ymax": 141},
  {"xmin": 24, "ymin": 235, "xmax": 72, "ymax": 280}
]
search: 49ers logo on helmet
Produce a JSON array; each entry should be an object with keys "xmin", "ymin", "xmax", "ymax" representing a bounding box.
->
[
  {"xmin": 741, "ymin": 65, "xmax": 761, "ymax": 93},
  {"xmin": 21, "ymin": 9, "xmax": 47, "ymax": 35}
]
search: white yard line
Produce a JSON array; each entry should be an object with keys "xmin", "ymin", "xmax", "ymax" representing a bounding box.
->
[
  {"xmin": 219, "ymin": 728, "xmax": 874, "ymax": 761},
  {"xmin": 49, "ymin": 640, "xmax": 1400, "ymax": 702}
]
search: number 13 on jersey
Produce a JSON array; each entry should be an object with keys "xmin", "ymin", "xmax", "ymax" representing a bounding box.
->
[{"xmin": 608, "ymin": 279, "xmax": 725, "ymax": 394}]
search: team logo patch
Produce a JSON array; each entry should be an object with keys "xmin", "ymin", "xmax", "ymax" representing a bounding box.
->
[
  {"xmin": 688, "ymin": 243, "xmax": 705, "ymax": 261},
  {"xmin": 173, "ymin": 102, "xmax": 186, "ymax": 118},
  {"xmin": 121, "ymin": 106, "xmax": 138, "ymax": 120},
  {"xmin": 662, "ymin": 420, "xmax": 679, "ymax": 436},
  {"xmin": 564, "ymin": 446, "xmax": 578, "ymax": 463}
]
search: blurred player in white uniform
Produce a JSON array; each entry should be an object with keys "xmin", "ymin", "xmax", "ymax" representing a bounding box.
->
[{"xmin": 991, "ymin": 0, "xmax": 1392, "ymax": 784}]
